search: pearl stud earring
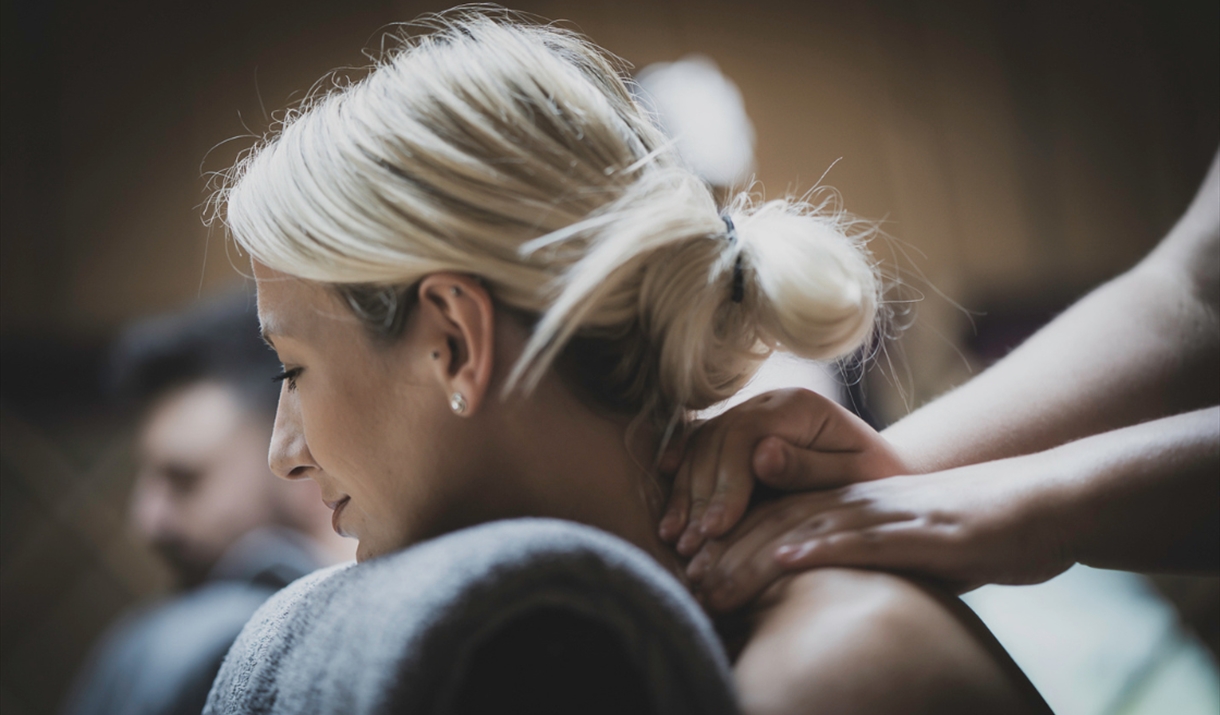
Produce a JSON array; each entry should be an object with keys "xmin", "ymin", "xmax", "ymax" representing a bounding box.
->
[{"xmin": 449, "ymin": 392, "xmax": 468, "ymax": 415}]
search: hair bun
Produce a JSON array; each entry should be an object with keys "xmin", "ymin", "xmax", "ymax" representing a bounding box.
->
[
  {"xmin": 627, "ymin": 193, "xmax": 878, "ymax": 417},
  {"xmin": 734, "ymin": 198, "xmax": 878, "ymax": 360}
]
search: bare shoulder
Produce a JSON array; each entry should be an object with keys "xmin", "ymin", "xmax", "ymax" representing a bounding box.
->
[{"xmin": 732, "ymin": 568, "xmax": 1050, "ymax": 715}]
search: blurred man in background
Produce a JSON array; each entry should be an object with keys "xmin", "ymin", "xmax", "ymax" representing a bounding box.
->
[{"xmin": 61, "ymin": 293, "xmax": 354, "ymax": 715}]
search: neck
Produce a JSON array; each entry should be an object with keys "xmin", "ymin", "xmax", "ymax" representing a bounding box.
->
[{"xmin": 479, "ymin": 375, "xmax": 685, "ymax": 583}]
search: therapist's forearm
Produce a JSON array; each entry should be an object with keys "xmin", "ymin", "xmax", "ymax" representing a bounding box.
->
[
  {"xmin": 884, "ymin": 267, "xmax": 1218, "ymax": 472},
  {"xmin": 883, "ymin": 157, "xmax": 1219, "ymax": 474},
  {"xmin": 1047, "ymin": 406, "xmax": 1220, "ymax": 573}
]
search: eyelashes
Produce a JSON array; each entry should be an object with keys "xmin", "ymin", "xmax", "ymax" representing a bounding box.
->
[{"xmin": 272, "ymin": 367, "xmax": 302, "ymax": 390}]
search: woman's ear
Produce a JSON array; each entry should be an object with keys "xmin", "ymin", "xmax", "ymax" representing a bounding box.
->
[{"xmin": 416, "ymin": 273, "xmax": 496, "ymax": 417}]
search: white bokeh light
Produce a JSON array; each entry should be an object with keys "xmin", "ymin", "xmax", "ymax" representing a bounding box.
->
[{"xmin": 635, "ymin": 55, "xmax": 756, "ymax": 187}]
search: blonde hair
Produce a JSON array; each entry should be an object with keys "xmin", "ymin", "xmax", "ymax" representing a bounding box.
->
[{"xmin": 222, "ymin": 8, "xmax": 878, "ymax": 427}]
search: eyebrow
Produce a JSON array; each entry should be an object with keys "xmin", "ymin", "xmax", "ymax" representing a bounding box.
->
[
  {"xmin": 259, "ymin": 326, "xmax": 277, "ymax": 350},
  {"xmin": 258, "ymin": 308, "xmax": 306, "ymax": 351},
  {"xmin": 258, "ymin": 314, "xmax": 286, "ymax": 350}
]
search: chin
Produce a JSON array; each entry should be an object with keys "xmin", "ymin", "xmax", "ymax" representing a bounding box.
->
[{"xmin": 354, "ymin": 538, "xmax": 388, "ymax": 563}]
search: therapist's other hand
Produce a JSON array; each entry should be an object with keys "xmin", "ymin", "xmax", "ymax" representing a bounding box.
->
[
  {"xmin": 658, "ymin": 388, "xmax": 907, "ymax": 557},
  {"xmin": 687, "ymin": 457, "xmax": 1075, "ymax": 613}
]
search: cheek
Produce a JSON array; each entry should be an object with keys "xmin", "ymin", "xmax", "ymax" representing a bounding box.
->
[{"xmin": 300, "ymin": 373, "xmax": 451, "ymax": 538}]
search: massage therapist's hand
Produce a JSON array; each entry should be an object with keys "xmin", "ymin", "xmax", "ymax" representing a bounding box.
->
[
  {"xmin": 658, "ymin": 388, "xmax": 907, "ymax": 557},
  {"xmin": 686, "ymin": 457, "xmax": 1075, "ymax": 613}
]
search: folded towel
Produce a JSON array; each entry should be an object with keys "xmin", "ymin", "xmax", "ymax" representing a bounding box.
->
[{"xmin": 205, "ymin": 518, "xmax": 739, "ymax": 715}]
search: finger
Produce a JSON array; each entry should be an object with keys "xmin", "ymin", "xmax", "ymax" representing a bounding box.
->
[
  {"xmin": 696, "ymin": 391, "xmax": 831, "ymax": 537},
  {"xmin": 676, "ymin": 423, "xmax": 730, "ymax": 556},
  {"xmin": 764, "ymin": 491, "xmax": 906, "ymax": 545},
  {"xmin": 658, "ymin": 423, "xmax": 701, "ymax": 541},
  {"xmin": 659, "ymin": 455, "xmax": 692, "ymax": 543},
  {"xmin": 774, "ymin": 522, "xmax": 950, "ymax": 577},
  {"xmin": 753, "ymin": 435, "xmax": 851, "ymax": 489},
  {"xmin": 689, "ymin": 496, "xmax": 791, "ymax": 586},
  {"xmin": 750, "ymin": 435, "xmax": 790, "ymax": 481},
  {"xmin": 708, "ymin": 489, "xmax": 851, "ymax": 575},
  {"xmin": 695, "ymin": 500, "xmax": 816, "ymax": 611},
  {"xmin": 676, "ymin": 502, "xmax": 710, "ymax": 556},
  {"xmin": 685, "ymin": 536, "xmax": 728, "ymax": 586},
  {"xmin": 676, "ymin": 388, "xmax": 856, "ymax": 553},
  {"xmin": 701, "ymin": 518, "xmax": 806, "ymax": 613},
  {"xmin": 753, "ymin": 436, "xmax": 899, "ymax": 490},
  {"xmin": 659, "ymin": 439, "xmax": 699, "ymax": 544},
  {"xmin": 702, "ymin": 545, "xmax": 786, "ymax": 613},
  {"xmin": 699, "ymin": 414, "xmax": 758, "ymax": 539},
  {"xmin": 699, "ymin": 474, "xmax": 754, "ymax": 541}
]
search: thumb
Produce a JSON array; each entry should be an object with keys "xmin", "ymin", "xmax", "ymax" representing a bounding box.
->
[
  {"xmin": 752, "ymin": 436, "xmax": 870, "ymax": 490},
  {"xmin": 752, "ymin": 436, "xmax": 793, "ymax": 483}
]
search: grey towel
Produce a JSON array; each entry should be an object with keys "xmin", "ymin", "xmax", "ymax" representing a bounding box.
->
[{"xmin": 204, "ymin": 518, "xmax": 739, "ymax": 715}]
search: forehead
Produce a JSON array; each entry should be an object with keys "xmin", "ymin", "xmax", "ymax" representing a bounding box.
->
[{"xmin": 252, "ymin": 261, "xmax": 349, "ymax": 341}]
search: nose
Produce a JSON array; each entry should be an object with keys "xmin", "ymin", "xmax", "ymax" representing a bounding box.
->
[{"xmin": 269, "ymin": 386, "xmax": 318, "ymax": 480}]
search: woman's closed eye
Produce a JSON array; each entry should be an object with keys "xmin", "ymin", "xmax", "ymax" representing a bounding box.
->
[{"xmin": 272, "ymin": 367, "xmax": 303, "ymax": 390}]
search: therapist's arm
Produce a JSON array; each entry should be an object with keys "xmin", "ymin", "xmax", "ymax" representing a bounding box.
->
[
  {"xmin": 660, "ymin": 152, "xmax": 1219, "ymax": 555},
  {"xmin": 690, "ymin": 406, "xmax": 1220, "ymax": 611},
  {"xmin": 884, "ymin": 153, "xmax": 1219, "ymax": 473}
]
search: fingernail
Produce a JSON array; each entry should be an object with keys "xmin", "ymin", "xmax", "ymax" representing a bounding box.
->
[{"xmin": 700, "ymin": 505, "xmax": 724, "ymax": 536}]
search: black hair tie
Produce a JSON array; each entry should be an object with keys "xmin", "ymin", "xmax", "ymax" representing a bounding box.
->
[{"xmin": 722, "ymin": 215, "xmax": 745, "ymax": 304}]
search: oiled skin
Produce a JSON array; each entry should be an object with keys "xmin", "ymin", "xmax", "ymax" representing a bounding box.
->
[{"xmin": 732, "ymin": 569, "xmax": 1046, "ymax": 715}]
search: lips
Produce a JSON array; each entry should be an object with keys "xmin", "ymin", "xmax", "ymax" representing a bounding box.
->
[{"xmin": 328, "ymin": 496, "xmax": 351, "ymax": 537}]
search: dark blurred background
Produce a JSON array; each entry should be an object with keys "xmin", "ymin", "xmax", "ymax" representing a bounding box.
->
[{"xmin": 2, "ymin": 1, "xmax": 1217, "ymax": 713}]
